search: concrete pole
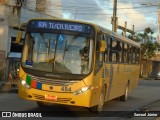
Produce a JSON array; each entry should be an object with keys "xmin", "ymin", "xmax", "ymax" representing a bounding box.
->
[
  {"xmin": 132, "ymin": 25, "xmax": 135, "ymax": 34},
  {"xmin": 124, "ymin": 21, "xmax": 127, "ymax": 37},
  {"xmin": 75, "ymin": 10, "xmax": 78, "ymax": 20},
  {"xmin": 158, "ymin": 10, "xmax": 160, "ymax": 43},
  {"xmin": 112, "ymin": 0, "xmax": 117, "ymax": 32}
]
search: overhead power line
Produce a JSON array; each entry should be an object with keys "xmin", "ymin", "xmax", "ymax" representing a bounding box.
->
[
  {"xmin": 25, "ymin": 1, "xmax": 159, "ymax": 11},
  {"xmin": 2, "ymin": 3, "xmax": 158, "ymax": 17}
]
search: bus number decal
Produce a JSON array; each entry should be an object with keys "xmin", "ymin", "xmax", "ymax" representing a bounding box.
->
[{"xmin": 61, "ymin": 86, "xmax": 71, "ymax": 92}]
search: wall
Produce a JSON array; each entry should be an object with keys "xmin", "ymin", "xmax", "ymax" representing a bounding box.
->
[
  {"xmin": 151, "ymin": 61, "xmax": 160, "ymax": 78},
  {"xmin": 0, "ymin": 51, "xmax": 6, "ymax": 80},
  {"xmin": 0, "ymin": 5, "xmax": 8, "ymax": 56},
  {"xmin": 1, "ymin": 0, "xmax": 63, "ymax": 80},
  {"xmin": 141, "ymin": 59, "xmax": 160, "ymax": 78}
]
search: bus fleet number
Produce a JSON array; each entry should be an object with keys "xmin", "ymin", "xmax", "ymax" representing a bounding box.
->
[{"xmin": 61, "ymin": 86, "xmax": 71, "ymax": 92}]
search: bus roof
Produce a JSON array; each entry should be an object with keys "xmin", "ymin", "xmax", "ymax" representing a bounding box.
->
[
  {"xmin": 27, "ymin": 18, "xmax": 140, "ymax": 48},
  {"xmin": 98, "ymin": 26, "xmax": 140, "ymax": 48}
]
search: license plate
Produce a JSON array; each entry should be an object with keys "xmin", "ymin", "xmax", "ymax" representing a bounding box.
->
[{"xmin": 45, "ymin": 95, "xmax": 57, "ymax": 101}]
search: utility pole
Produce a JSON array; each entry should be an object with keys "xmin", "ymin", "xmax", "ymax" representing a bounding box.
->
[
  {"xmin": 75, "ymin": 10, "xmax": 78, "ymax": 20},
  {"xmin": 123, "ymin": 21, "xmax": 127, "ymax": 37},
  {"xmin": 12, "ymin": 0, "xmax": 23, "ymax": 26},
  {"xmin": 117, "ymin": 22, "xmax": 135, "ymax": 36},
  {"xmin": 158, "ymin": 10, "xmax": 160, "ymax": 43},
  {"xmin": 112, "ymin": 0, "xmax": 118, "ymax": 32},
  {"xmin": 132, "ymin": 25, "xmax": 135, "ymax": 33},
  {"xmin": 13, "ymin": 0, "xmax": 22, "ymax": 16}
]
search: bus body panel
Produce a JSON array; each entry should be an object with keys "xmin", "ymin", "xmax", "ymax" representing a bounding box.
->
[
  {"xmin": 18, "ymin": 82, "xmax": 92, "ymax": 107},
  {"xmin": 103, "ymin": 63, "xmax": 140, "ymax": 101},
  {"xmin": 18, "ymin": 18, "xmax": 140, "ymax": 109},
  {"xmin": 18, "ymin": 66, "xmax": 103, "ymax": 107}
]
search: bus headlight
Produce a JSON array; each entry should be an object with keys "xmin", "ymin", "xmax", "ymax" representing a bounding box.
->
[
  {"xmin": 21, "ymin": 80, "xmax": 26, "ymax": 86},
  {"xmin": 21, "ymin": 80, "xmax": 31, "ymax": 89},
  {"xmin": 73, "ymin": 86, "xmax": 92, "ymax": 95}
]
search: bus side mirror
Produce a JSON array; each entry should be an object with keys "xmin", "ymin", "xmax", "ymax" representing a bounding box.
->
[
  {"xmin": 16, "ymin": 31, "xmax": 22, "ymax": 43},
  {"xmin": 99, "ymin": 40, "xmax": 106, "ymax": 52}
]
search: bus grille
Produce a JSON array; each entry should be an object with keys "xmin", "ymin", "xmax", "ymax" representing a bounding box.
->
[
  {"xmin": 29, "ymin": 75, "xmax": 78, "ymax": 86},
  {"xmin": 33, "ymin": 94, "xmax": 72, "ymax": 103}
]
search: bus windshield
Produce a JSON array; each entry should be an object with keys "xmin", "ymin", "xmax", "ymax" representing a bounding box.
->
[{"xmin": 22, "ymin": 32, "xmax": 94, "ymax": 75}]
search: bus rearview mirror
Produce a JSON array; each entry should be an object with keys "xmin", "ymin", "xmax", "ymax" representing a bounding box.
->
[
  {"xmin": 16, "ymin": 31, "xmax": 22, "ymax": 43},
  {"xmin": 99, "ymin": 40, "xmax": 106, "ymax": 52}
]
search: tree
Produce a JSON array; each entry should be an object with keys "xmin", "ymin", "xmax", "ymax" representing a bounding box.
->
[
  {"xmin": 128, "ymin": 27, "xmax": 160, "ymax": 77},
  {"xmin": 128, "ymin": 27, "xmax": 160, "ymax": 59}
]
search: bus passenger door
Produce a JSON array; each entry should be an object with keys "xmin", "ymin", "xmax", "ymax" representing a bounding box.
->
[
  {"xmin": 94, "ymin": 51, "xmax": 103, "ymax": 75},
  {"xmin": 93, "ymin": 33, "xmax": 106, "ymax": 100},
  {"xmin": 94, "ymin": 33, "xmax": 105, "ymax": 75}
]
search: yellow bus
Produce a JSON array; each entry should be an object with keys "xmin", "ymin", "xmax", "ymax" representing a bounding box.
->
[{"xmin": 17, "ymin": 18, "xmax": 140, "ymax": 113}]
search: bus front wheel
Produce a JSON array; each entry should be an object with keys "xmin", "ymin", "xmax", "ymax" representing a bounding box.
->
[
  {"xmin": 37, "ymin": 101, "xmax": 48, "ymax": 107},
  {"xmin": 89, "ymin": 85, "xmax": 105, "ymax": 113}
]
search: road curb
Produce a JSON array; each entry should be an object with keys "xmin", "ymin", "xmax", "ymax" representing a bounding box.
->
[
  {"xmin": 0, "ymin": 88, "xmax": 18, "ymax": 93},
  {"xmin": 0, "ymin": 81, "xmax": 18, "ymax": 93}
]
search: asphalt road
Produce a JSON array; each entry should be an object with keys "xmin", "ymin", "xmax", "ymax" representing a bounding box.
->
[{"xmin": 0, "ymin": 80, "xmax": 160, "ymax": 120}]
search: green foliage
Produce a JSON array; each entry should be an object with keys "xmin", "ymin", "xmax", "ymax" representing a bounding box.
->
[
  {"xmin": 128, "ymin": 27, "xmax": 160, "ymax": 59},
  {"xmin": 141, "ymin": 41, "xmax": 158, "ymax": 58}
]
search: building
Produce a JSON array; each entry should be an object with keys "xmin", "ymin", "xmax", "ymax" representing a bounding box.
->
[
  {"xmin": 0, "ymin": 1, "xmax": 9, "ymax": 80},
  {"xmin": 0, "ymin": 0, "xmax": 62, "ymax": 81}
]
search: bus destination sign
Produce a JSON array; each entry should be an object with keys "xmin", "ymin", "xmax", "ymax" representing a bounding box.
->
[{"xmin": 28, "ymin": 20, "xmax": 92, "ymax": 33}]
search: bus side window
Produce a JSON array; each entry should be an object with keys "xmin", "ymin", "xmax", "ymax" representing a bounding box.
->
[
  {"xmin": 121, "ymin": 42, "xmax": 124, "ymax": 63},
  {"xmin": 127, "ymin": 44, "xmax": 130, "ymax": 63},
  {"xmin": 131, "ymin": 46, "xmax": 136, "ymax": 64},
  {"xmin": 124, "ymin": 43, "xmax": 128, "ymax": 63},
  {"xmin": 108, "ymin": 37, "xmax": 112, "ymax": 62},
  {"xmin": 109, "ymin": 38, "xmax": 114, "ymax": 62},
  {"xmin": 135, "ymin": 48, "xmax": 140, "ymax": 64},
  {"xmin": 129, "ymin": 45, "xmax": 132, "ymax": 64},
  {"xmin": 111, "ymin": 39, "xmax": 118, "ymax": 62},
  {"xmin": 118, "ymin": 41, "xmax": 123, "ymax": 63},
  {"xmin": 105, "ymin": 35, "xmax": 110, "ymax": 62},
  {"xmin": 95, "ymin": 33, "xmax": 103, "ymax": 72}
]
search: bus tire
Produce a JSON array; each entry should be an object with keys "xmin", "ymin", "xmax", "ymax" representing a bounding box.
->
[
  {"xmin": 89, "ymin": 85, "xmax": 105, "ymax": 113},
  {"xmin": 37, "ymin": 101, "xmax": 47, "ymax": 107},
  {"xmin": 120, "ymin": 86, "xmax": 128, "ymax": 102}
]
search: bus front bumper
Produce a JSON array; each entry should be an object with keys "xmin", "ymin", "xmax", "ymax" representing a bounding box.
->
[{"xmin": 18, "ymin": 82, "xmax": 93, "ymax": 107}]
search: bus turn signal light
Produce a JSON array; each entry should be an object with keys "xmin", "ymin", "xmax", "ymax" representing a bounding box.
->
[{"xmin": 73, "ymin": 86, "xmax": 92, "ymax": 95}]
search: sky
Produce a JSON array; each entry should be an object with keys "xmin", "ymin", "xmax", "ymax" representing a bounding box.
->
[
  {"xmin": 2, "ymin": 0, "xmax": 159, "ymax": 37},
  {"xmin": 60, "ymin": 0, "xmax": 159, "ymax": 37}
]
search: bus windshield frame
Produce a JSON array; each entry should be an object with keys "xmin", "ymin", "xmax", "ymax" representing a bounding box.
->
[{"xmin": 21, "ymin": 20, "xmax": 95, "ymax": 77}]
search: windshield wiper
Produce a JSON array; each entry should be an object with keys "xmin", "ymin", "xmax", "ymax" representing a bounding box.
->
[{"xmin": 65, "ymin": 33, "xmax": 81, "ymax": 51}]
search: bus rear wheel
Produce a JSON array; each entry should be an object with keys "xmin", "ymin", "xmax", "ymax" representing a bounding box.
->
[
  {"xmin": 89, "ymin": 85, "xmax": 105, "ymax": 113},
  {"xmin": 120, "ymin": 86, "xmax": 128, "ymax": 102}
]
